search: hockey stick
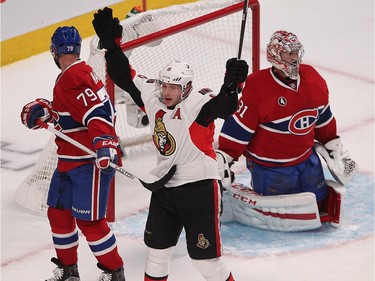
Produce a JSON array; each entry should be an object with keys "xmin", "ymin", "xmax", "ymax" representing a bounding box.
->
[
  {"xmin": 237, "ymin": 0, "xmax": 249, "ymax": 59},
  {"xmin": 35, "ymin": 119, "xmax": 176, "ymax": 192}
]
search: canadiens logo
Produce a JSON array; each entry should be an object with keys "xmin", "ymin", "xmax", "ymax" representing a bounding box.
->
[
  {"xmin": 288, "ymin": 108, "xmax": 319, "ymax": 135},
  {"xmin": 153, "ymin": 110, "xmax": 176, "ymax": 156},
  {"xmin": 196, "ymin": 234, "xmax": 210, "ymax": 249}
]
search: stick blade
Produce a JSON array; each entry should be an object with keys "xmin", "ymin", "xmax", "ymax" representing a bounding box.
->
[{"xmin": 139, "ymin": 165, "xmax": 177, "ymax": 191}]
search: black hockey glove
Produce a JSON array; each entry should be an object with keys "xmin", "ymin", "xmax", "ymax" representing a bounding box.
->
[
  {"xmin": 223, "ymin": 58, "xmax": 249, "ymax": 93},
  {"xmin": 92, "ymin": 7, "xmax": 123, "ymax": 51}
]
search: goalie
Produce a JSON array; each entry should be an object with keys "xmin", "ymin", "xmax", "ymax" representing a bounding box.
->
[{"xmin": 216, "ymin": 30, "xmax": 358, "ymax": 232}]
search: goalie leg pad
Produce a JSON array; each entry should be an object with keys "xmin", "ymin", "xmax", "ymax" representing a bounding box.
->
[
  {"xmin": 221, "ymin": 183, "xmax": 322, "ymax": 232},
  {"xmin": 319, "ymin": 180, "xmax": 346, "ymax": 227}
]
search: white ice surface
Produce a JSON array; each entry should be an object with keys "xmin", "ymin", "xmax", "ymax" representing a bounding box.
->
[{"xmin": 1, "ymin": 0, "xmax": 374, "ymax": 280}]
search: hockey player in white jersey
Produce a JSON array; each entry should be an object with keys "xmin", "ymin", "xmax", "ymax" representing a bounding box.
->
[{"xmin": 93, "ymin": 7, "xmax": 248, "ymax": 281}]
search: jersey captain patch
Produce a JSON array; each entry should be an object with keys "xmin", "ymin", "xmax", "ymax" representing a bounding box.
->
[{"xmin": 288, "ymin": 108, "xmax": 319, "ymax": 135}]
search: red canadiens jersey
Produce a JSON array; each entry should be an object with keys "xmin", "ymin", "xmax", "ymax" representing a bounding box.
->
[
  {"xmin": 219, "ymin": 64, "xmax": 337, "ymax": 167},
  {"xmin": 52, "ymin": 60, "xmax": 117, "ymax": 172}
]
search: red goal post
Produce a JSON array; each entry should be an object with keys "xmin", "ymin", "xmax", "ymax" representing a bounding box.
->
[{"xmin": 16, "ymin": 0, "xmax": 260, "ymax": 222}]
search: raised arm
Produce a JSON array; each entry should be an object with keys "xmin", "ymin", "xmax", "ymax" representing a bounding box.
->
[
  {"xmin": 92, "ymin": 7, "xmax": 144, "ymax": 108},
  {"xmin": 197, "ymin": 58, "xmax": 249, "ymax": 126}
]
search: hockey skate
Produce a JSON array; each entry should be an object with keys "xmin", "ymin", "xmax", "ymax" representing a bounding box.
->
[
  {"xmin": 97, "ymin": 263, "xmax": 125, "ymax": 281},
  {"xmin": 45, "ymin": 257, "xmax": 80, "ymax": 281}
]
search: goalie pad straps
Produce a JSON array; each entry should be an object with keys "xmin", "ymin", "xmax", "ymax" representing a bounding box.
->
[{"xmin": 319, "ymin": 180, "xmax": 346, "ymax": 227}]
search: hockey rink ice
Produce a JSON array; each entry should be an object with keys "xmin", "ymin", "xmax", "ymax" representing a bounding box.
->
[{"xmin": 1, "ymin": 0, "xmax": 374, "ymax": 280}]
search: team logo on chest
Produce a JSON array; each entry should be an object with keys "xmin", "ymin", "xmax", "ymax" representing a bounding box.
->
[
  {"xmin": 288, "ymin": 108, "xmax": 319, "ymax": 135},
  {"xmin": 153, "ymin": 110, "xmax": 176, "ymax": 156}
]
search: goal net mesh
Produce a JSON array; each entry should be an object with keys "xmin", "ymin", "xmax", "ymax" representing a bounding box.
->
[{"xmin": 15, "ymin": 0, "xmax": 259, "ymax": 217}]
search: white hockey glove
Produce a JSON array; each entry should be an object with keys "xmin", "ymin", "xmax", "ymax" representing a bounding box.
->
[
  {"xmin": 314, "ymin": 138, "xmax": 358, "ymax": 186},
  {"xmin": 215, "ymin": 150, "xmax": 234, "ymax": 188}
]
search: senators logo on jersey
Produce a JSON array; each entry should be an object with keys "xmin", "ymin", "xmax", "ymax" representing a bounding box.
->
[
  {"xmin": 153, "ymin": 110, "xmax": 176, "ymax": 156},
  {"xmin": 196, "ymin": 233, "xmax": 210, "ymax": 249}
]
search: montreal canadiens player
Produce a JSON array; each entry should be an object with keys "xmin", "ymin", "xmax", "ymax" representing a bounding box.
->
[
  {"xmin": 92, "ymin": 7, "xmax": 248, "ymax": 281},
  {"xmin": 20, "ymin": 26, "xmax": 125, "ymax": 280},
  {"xmin": 216, "ymin": 30, "xmax": 358, "ymax": 232}
]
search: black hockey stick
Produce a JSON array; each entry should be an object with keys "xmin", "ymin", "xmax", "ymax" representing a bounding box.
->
[
  {"xmin": 238, "ymin": 0, "xmax": 249, "ymax": 59},
  {"xmin": 36, "ymin": 119, "xmax": 175, "ymax": 191}
]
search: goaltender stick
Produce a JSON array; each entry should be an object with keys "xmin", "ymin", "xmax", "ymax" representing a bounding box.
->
[{"xmin": 216, "ymin": 30, "xmax": 358, "ymax": 232}]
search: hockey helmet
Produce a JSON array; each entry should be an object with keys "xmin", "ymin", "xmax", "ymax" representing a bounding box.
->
[
  {"xmin": 266, "ymin": 30, "xmax": 304, "ymax": 80},
  {"xmin": 158, "ymin": 60, "xmax": 194, "ymax": 101},
  {"xmin": 50, "ymin": 26, "xmax": 82, "ymax": 58}
]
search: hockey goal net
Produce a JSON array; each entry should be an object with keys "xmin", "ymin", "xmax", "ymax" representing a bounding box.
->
[{"xmin": 15, "ymin": 0, "xmax": 260, "ymax": 221}]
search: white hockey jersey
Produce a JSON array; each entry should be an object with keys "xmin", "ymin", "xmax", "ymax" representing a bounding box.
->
[{"xmin": 133, "ymin": 75, "xmax": 220, "ymax": 187}]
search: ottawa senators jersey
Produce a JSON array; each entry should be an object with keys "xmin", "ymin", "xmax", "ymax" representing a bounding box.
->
[
  {"xmin": 133, "ymin": 75, "xmax": 220, "ymax": 187},
  {"xmin": 219, "ymin": 64, "xmax": 338, "ymax": 167},
  {"xmin": 52, "ymin": 60, "xmax": 117, "ymax": 172}
]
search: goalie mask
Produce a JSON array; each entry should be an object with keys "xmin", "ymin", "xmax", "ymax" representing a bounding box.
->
[
  {"xmin": 266, "ymin": 30, "xmax": 304, "ymax": 80},
  {"xmin": 50, "ymin": 26, "xmax": 82, "ymax": 68},
  {"xmin": 158, "ymin": 60, "xmax": 194, "ymax": 103}
]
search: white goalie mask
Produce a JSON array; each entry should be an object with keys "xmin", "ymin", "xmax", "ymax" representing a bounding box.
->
[
  {"xmin": 266, "ymin": 30, "xmax": 304, "ymax": 80},
  {"xmin": 158, "ymin": 60, "xmax": 194, "ymax": 102}
]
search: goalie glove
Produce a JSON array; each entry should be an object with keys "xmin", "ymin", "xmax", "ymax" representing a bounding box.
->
[
  {"xmin": 215, "ymin": 150, "xmax": 234, "ymax": 188},
  {"xmin": 314, "ymin": 138, "xmax": 358, "ymax": 186},
  {"xmin": 20, "ymin": 98, "xmax": 52, "ymax": 130}
]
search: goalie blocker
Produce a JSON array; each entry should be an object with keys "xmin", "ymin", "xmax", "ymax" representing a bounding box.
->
[{"xmin": 221, "ymin": 180, "xmax": 345, "ymax": 232}]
